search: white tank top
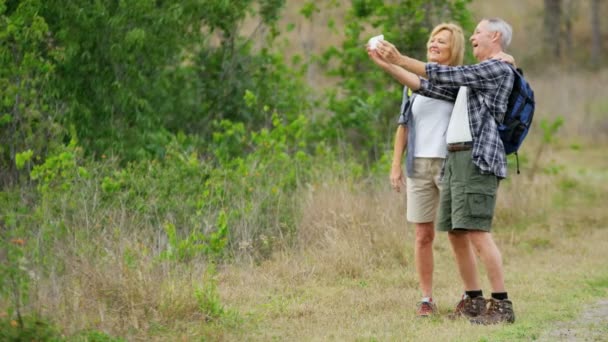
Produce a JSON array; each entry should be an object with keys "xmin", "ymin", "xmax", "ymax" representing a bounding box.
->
[
  {"xmin": 446, "ymin": 86, "xmax": 473, "ymax": 144},
  {"xmin": 410, "ymin": 95, "xmax": 453, "ymax": 158}
]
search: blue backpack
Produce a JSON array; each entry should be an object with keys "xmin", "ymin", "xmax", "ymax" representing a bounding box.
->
[{"xmin": 499, "ymin": 66, "xmax": 535, "ymax": 173}]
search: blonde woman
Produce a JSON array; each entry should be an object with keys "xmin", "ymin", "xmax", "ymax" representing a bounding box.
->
[{"xmin": 368, "ymin": 23, "xmax": 465, "ymax": 316}]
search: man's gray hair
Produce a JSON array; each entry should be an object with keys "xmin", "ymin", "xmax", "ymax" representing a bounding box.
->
[{"xmin": 485, "ymin": 18, "xmax": 512, "ymax": 50}]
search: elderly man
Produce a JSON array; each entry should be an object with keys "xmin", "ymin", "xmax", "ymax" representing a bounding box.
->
[{"xmin": 375, "ymin": 18, "xmax": 517, "ymax": 324}]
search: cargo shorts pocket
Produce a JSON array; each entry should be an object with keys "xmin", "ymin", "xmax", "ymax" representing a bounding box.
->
[{"xmin": 465, "ymin": 191, "xmax": 495, "ymax": 219}]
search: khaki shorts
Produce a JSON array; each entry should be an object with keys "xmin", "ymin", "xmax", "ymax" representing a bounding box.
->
[
  {"xmin": 406, "ymin": 158, "xmax": 444, "ymax": 223},
  {"xmin": 437, "ymin": 150, "xmax": 499, "ymax": 232}
]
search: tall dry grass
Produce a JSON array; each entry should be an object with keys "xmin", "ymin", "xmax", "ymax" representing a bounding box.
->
[
  {"xmin": 214, "ymin": 139, "xmax": 608, "ymax": 341},
  {"xmin": 296, "ymin": 180, "xmax": 409, "ymax": 279},
  {"xmin": 528, "ymin": 68, "xmax": 608, "ymax": 141},
  {"xmin": 32, "ymin": 213, "xmax": 219, "ymax": 340}
]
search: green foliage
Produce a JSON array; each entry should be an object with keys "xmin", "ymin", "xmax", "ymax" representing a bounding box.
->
[
  {"xmin": 586, "ymin": 276, "xmax": 608, "ymax": 290},
  {"xmin": 0, "ymin": 314, "xmax": 61, "ymax": 341},
  {"xmin": 159, "ymin": 217, "xmax": 227, "ymax": 262},
  {"xmin": 30, "ymin": 139, "xmax": 88, "ymax": 194},
  {"xmin": 0, "ymin": 228, "xmax": 30, "ymax": 330},
  {"xmin": 202, "ymin": 113, "xmax": 315, "ymax": 256},
  {"xmin": 0, "ymin": 0, "xmax": 477, "ymax": 179},
  {"xmin": 540, "ymin": 116, "xmax": 565, "ymax": 143},
  {"xmin": 300, "ymin": 1, "xmax": 320, "ymax": 19},
  {"xmin": 529, "ymin": 116, "xmax": 564, "ymax": 178},
  {"xmin": 39, "ymin": 0, "xmax": 210, "ymax": 159},
  {"xmin": 195, "ymin": 264, "xmax": 226, "ymax": 321},
  {"xmin": 63, "ymin": 111, "xmax": 319, "ymax": 261},
  {"xmin": 72, "ymin": 330, "xmax": 125, "ymax": 342},
  {"xmin": 28, "ymin": 0, "xmax": 303, "ymax": 161},
  {"xmin": 0, "ymin": 0, "xmax": 63, "ymax": 186},
  {"xmin": 0, "ymin": 190, "xmax": 34, "ymax": 327},
  {"xmin": 189, "ymin": 42, "xmax": 309, "ymax": 143},
  {"xmin": 14, "ymin": 149, "xmax": 33, "ymax": 170},
  {"xmin": 0, "ymin": 192, "xmax": 63, "ymax": 340}
]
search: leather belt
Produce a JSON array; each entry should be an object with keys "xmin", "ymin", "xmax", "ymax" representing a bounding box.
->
[{"xmin": 447, "ymin": 141, "xmax": 473, "ymax": 152}]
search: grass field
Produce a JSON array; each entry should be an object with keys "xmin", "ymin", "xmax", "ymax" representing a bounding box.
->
[
  {"xmin": 21, "ymin": 87, "xmax": 605, "ymax": 340},
  {"xmin": 203, "ymin": 145, "xmax": 608, "ymax": 341}
]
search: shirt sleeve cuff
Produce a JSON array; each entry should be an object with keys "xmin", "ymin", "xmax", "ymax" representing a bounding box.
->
[
  {"xmin": 425, "ymin": 62, "xmax": 438, "ymax": 80},
  {"xmin": 418, "ymin": 77, "xmax": 430, "ymax": 93}
]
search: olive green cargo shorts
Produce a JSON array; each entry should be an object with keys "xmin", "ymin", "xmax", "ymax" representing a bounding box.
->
[{"xmin": 437, "ymin": 150, "xmax": 498, "ymax": 232}]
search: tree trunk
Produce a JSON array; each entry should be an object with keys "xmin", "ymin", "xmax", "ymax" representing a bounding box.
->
[
  {"xmin": 563, "ymin": 0, "xmax": 575, "ymax": 62},
  {"xmin": 544, "ymin": 0, "xmax": 562, "ymax": 58},
  {"xmin": 590, "ymin": 0, "xmax": 601, "ymax": 68}
]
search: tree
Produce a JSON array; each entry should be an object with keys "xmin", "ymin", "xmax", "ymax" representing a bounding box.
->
[
  {"xmin": 40, "ymin": 0, "xmax": 211, "ymax": 159},
  {"xmin": 590, "ymin": 0, "xmax": 602, "ymax": 68},
  {"xmin": 187, "ymin": 0, "xmax": 307, "ymax": 139},
  {"xmin": 0, "ymin": 0, "xmax": 62, "ymax": 187},
  {"xmin": 543, "ymin": 0, "xmax": 562, "ymax": 58},
  {"xmin": 27, "ymin": 0, "xmax": 298, "ymax": 161}
]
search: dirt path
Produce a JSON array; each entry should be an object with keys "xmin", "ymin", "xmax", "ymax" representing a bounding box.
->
[{"xmin": 538, "ymin": 299, "xmax": 608, "ymax": 341}]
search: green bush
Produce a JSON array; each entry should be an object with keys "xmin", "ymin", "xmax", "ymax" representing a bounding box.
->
[
  {"xmin": 0, "ymin": 315, "xmax": 62, "ymax": 341},
  {"xmin": 0, "ymin": 0, "xmax": 63, "ymax": 186}
]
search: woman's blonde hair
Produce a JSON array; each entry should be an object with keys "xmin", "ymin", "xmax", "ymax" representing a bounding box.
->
[{"xmin": 427, "ymin": 23, "xmax": 465, "ymax": 66}]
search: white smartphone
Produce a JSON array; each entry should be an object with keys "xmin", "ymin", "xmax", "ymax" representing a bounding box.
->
[{"xmin": 368, "ymin": 34, "xmax": 384, "ymax": 50}]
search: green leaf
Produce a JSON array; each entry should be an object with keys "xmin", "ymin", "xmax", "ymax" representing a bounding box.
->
[
  {"xmin": 0, "ymin": 114, "xmax": 12, "ymax": 126},
  {"xmin": 15, "ymin": 150, "xmax": 34, "ymax": 170}
]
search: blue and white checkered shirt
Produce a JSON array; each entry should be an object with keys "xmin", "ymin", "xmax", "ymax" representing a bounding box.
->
[{"xmin": 416, "ymin": 59, "xmax": 515, "ymax": 178}]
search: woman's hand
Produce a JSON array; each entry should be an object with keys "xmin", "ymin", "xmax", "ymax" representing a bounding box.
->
[
  {"xmin": 376, "ymin": 40, "xmax": 403, "ymax": 65},
  {"xmin": 390, "ymin": 163, "xmax": 405, "ymax": 193},
  {"xmin": 492, "ymin": 51, "xmax": 517, "ymax": 67},
  {"xmin": 367, "ymin": 45, "xmax": 391, "ymax": 69}
]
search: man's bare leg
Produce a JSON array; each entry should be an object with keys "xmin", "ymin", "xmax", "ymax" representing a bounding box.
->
[
  {"xmin": 448, "ymin": 231, "xmax": 481, "ymax": 290},
  {"xmin": 468, "ymin": 231, "xmax": 505, "ymax": 292}
]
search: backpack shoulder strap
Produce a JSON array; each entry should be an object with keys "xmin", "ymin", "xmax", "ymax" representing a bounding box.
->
[{"xmin": 399, "ymin": 86, "xmax": 417, "ymax": 125}]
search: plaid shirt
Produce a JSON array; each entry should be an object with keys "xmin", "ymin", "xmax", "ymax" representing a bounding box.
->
[{"xmin": 417, "ymin": 59, "xmax": 515, "ymax": 178}]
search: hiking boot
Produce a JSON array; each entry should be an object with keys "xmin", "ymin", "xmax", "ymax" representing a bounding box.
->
[
  {"xmin": 416, "ymin": 300, "xmax": 437, "ymax": 317},
  {"xmin": 447, "ymin": 295, "xmax": 486, "ymax": 320},
  {"xmin": 470, "ymin": 298, "xmax": 515, "ymax": 325}
]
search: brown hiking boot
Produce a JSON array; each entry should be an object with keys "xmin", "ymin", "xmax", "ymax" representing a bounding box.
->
[
  {"xmin": 470, "ymin": 298, "xmax": 515, "ymax": 325},
  {"xmin": 447, "ymin": 295, "xmax": 486, "ymax": 320},
  {"xmin": 416, "ymin": 301, "xmax": 437, "ymax": 317}
]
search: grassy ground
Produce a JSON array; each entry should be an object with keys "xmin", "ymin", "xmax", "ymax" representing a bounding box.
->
[
  {"xmin": 11, "ymin": 70, "xmax": 604, "ymax": 340},
  {"xmin": 3, "ymin": 144, "xmax": 605, "ymax": 340},
  {"xmin": 192, "ymin": 144, "xmax": 608, "ymax": 342}
]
